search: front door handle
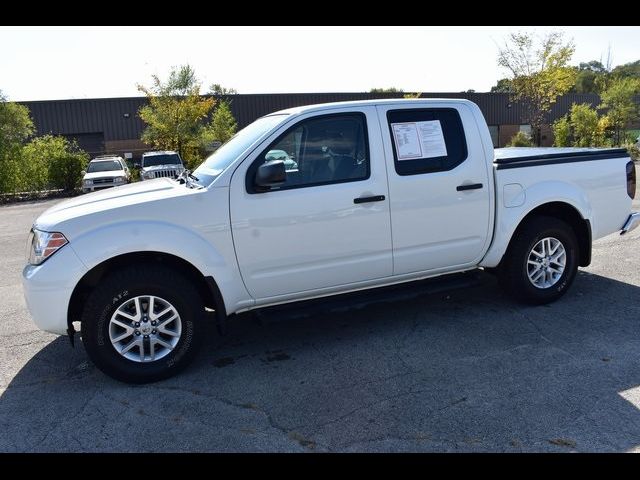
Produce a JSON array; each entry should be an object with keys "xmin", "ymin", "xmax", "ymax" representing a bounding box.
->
[
  {"xmin": 354, "ymin": 195, "xmax": 386, "ymax": 204},
  {"xmin": 456, "ymin": 183, "xmax": 483, "ymax": 191}
]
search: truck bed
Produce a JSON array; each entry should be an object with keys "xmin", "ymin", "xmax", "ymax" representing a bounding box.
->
[{"xmin": 481, "ymin": 146, "xmax": 633, "ymax": 268}]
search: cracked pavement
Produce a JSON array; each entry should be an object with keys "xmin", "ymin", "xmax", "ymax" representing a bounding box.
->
[{"xmin": 2, "ymin": 196, "xmax": 640, "ymax": 452}]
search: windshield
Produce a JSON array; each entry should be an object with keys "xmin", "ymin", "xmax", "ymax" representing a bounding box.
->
[
  {"xmin": 142, "ymin": 154, "xmax": 182, "ymax": 167},
  {"xmin": 194, "ymin": 114, "xmax": 288, "ymax": 185},
  {"xmin": 87, "ymin": 160, "xmax": 122, "ymax": 172}
]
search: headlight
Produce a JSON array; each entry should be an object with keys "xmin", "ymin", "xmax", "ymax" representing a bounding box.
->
[
  {"xmin": 83, "ymin": 179, "xmax": 93, "ymax": 186},
  {"xmin": 28, "ymin": 229, "xmax": 68, "ymax": 265},
  {"xmin": 114, "ymin": 176, "xmax": 126, "ymax": 183}
]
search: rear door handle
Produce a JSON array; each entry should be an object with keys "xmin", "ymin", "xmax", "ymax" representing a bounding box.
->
[
  {"xmin": 456, "ymin": 183, "xmax": 483, "ymax": 191},
  {"xmin": 354, "ymin": 195, "xmax": 386, "ymax": 204}
]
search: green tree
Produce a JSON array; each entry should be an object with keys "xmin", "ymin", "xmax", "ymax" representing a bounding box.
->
[
  {"xmin": 0, "ymin": 90, "xmax": 34, "ymax": 193},
  {"xmin": 497, "ymin": 31, "xmax": 577, "ymax": 146},
  {"xmin": 138, "ymin": 65, "xmax": 215, "ymax": 168},
  {"xmin": 369, "ymin": 87, "xmax": 403, "ymax": 94},
  {"xmin": 200, "ymin": 101, "xmax": 238, "ymax": 157},
  {"xmin": 573, "ymin": 60, "xmax": 608, "ymax": 94},
  {"xmin": 611, "ymin": 60, "xmax": 640, "ymax": 80},
  {"xmin": 208, "ymin": 83, "xmax": 238, "ymax": 95},
  {"xmin": 507, "ymin": 131, "xmax": 533, "ymax": 147},
  {"xmin": 490, "ymin": 78, "xmax": 512, "ymax": 93},
  {"xmin": 599, "ymin": 77, "xmax": 640, "ymax": 145}
]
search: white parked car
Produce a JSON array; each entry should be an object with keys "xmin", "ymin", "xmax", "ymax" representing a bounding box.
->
[
  {"xmin": 82, "ymin": 156, "xmax": 130, "ymax": 193},
  {"xmin": 23, "ymin": 99, "xmax": 638, "ymax": 383},
  {"xmin": 138, "ymin": 150, "xmax": 185, "ymax": 180}
]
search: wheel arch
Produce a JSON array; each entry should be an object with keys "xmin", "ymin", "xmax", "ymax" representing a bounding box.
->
[
  {"xmin": 521, "ymin": 202, "xmax": 591, "ymax": 267},
  {"xmin": 495, "ymin": 202, "xmax": 591, "ymax": 269},
  {"xmin": 67, "ymin": 251, "xmax": 226, "ymax": 332}
]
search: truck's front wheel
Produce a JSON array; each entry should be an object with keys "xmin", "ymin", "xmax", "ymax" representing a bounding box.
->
[
  {"xmin": 498, "ymin": 216, "xmax": 579, "ymax": 305},
  {"xmin": 81, "ymin": 265, "xmax": 206, "ymax": 383}
]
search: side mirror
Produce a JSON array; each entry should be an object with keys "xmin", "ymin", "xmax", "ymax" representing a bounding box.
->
[
  {"xmin": 255, "ymin": 160, "xmax": 286, "ymax": 189},
  {"xmin": 81, "ymin": 170, "xmax": 86, "ymax": 176}
]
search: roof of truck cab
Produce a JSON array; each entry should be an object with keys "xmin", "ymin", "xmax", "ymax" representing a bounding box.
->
[{"xmin": 270, "ymin": 98, "xmax": 476, "ymax": 116}]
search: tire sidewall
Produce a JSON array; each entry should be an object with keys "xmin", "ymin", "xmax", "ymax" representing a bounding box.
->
[
  {"xmin": 517, "ymin": 224, "xmax": 578, "ymax": 301},
  {"xmin": 83, "ymin": 270, "xmax": 202, "ymax": 383}
]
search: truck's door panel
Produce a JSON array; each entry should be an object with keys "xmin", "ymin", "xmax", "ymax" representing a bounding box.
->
[
  {"xmin": 229, "ymin": 107, "xmax": 393, "ymax": 299},
  {"xmin": 376, "ymin": 104, "xmax": 492, "ymax": 275}
]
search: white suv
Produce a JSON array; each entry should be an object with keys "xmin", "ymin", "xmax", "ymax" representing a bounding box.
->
[
  {"xmin": 138, "ymin": 151, "xmax": 185, "ymax": 180},
  {"xmin": 82, "ymin": 156, "xmax": 130, "ymax": 193}
]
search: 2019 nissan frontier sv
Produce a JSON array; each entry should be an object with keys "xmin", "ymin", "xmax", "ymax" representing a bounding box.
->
[{"xmin": 22, "ymin": 99, "xmax": 640, "ymax": 383}]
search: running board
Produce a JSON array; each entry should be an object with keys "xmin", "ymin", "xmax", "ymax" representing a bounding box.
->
[{"xmin": 252, "ymin": 269, "xmax": 484, "ymax": 322}]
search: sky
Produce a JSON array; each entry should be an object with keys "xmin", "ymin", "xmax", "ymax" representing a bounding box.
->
[{"xmin": 1, "ymin": 26, "xmax": 639, "ymax": 101}]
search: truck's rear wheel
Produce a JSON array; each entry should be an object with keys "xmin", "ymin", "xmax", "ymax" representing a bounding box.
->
[
  {"xmin": 81, "ymin": 265, "xmax": 205, "ymax": 383},
  {"xmin": 498, "ymin": 216, "xmax": 579, "ymax": 305}
]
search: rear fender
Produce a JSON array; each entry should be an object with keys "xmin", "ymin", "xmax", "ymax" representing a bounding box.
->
[{"xmin": 481, "ymin": 181, "xmax": 591, "ymax": 268}]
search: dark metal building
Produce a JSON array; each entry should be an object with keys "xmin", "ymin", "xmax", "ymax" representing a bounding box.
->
[{"xmin": 20, "ymin": 92, "xmax": 605, "ymax": 158}]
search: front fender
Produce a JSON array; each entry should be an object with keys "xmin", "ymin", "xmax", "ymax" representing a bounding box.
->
[
  {"xmin": 480, "ymin": 180, "xmax": 591, "ymax": 267},
  {"xmin": 70, "ymin": 220, "xmax": 251, "ymax": 313}
]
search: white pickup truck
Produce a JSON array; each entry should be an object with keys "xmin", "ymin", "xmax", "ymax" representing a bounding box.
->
[{"xmin": 22, "ymin": 99, "xmax": 639, "ymax": 383}]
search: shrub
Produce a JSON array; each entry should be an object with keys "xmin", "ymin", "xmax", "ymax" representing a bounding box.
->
[
  {"xmin": 507, "ymin": 131, "xmax": 533, "ymax": 147},
  {"xmin": 0, "ymin": 157, "xmax": 24, "ymax": 194},
  {"xmin": 48, "ymin": 147, "xmax": 89, "ymax": 191},
  {"xmin": 552, "ymin": 103, "xmax": 611, "ymax": 148},
  {"xmin": 22, "ymin": 135, "xmax": 89, "ymax": 192},
  {"xmin": 20, "ymin": 139, "xmax": 53, "ymax": 191},
  {"xmin": 552, "ymin": 116, "xmax": 570, "ymax": 147},
  {"xmin": 570, "ymin": 103, "xmax": 601, "ymax": 147}
]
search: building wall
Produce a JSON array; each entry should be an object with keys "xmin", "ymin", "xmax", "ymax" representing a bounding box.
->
[
  {"xmin": 20, "ymin": 92, "xmax": 636, "ymax": 157},
  {"xmin": 499, "ymin": 125, "xmax": 519, "ymax": 147},
  {"xmin": 540, "ymin": 124, "xmax": 554, "ymax": 147},
  {"xmin": 104, "ymin": 139, "xmax": 150, "ymax": 159}
]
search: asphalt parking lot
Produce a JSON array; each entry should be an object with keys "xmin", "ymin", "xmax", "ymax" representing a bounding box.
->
[{"xmin": 1, "ymin": 197, "xmax": 640, "ymax": 452}]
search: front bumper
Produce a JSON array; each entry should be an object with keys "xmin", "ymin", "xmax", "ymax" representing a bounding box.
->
[
  {"xmin": 83, "ymin": 185, "xmax": 116, "ymax": 193},
  {"xmin": 621, "ymin": 212, "xmax": 640, "ymax": 235},
  {"xmin": 22, "ymin": 245, "xmax": 88, "ymax": 335}
]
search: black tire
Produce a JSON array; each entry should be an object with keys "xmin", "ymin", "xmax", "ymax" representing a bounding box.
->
[
  {"xmin": 498, "ymin": 215, "xmax": 579, "ymax": 305},
  {"xmin": 81, "ymin": 265, "xmax": 206, "ymax": 384}
]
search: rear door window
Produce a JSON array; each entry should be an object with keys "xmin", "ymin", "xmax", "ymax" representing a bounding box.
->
[{"xmin": 387, "ymin": 108, "xmax": 468, "ymax": 176}]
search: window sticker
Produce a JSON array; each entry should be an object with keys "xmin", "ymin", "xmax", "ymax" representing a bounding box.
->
[{"xmin": 391, "ymin": 120, "xmax": 448, "ymax": 160}]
